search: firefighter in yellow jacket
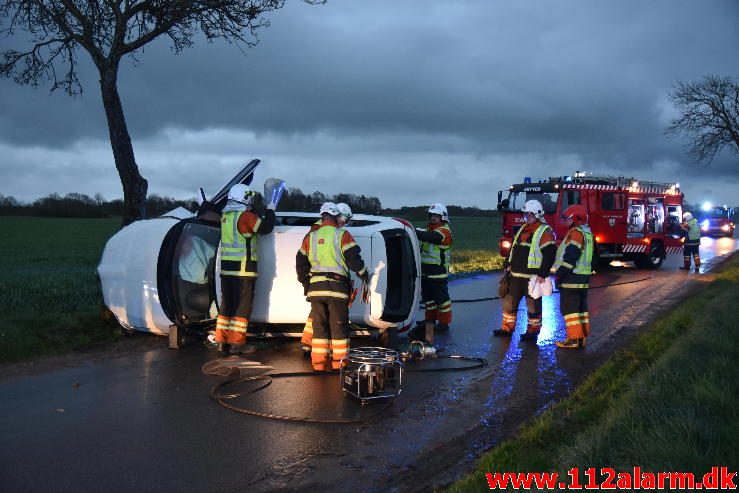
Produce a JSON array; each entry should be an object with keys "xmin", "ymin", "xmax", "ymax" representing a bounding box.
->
[
  {"xmin": 679, "ymin": 211, "xmax": 701, "ymax": 272},
  {"xmin": 215, "ymin": 184, "xmax": 276, "ymax": 354},
  {"xmin": 301, "ymin": 202, "xmax": 353, "ymax": 352},
  {"xmin": 553, "ymin": 205, "xmax": 594, "ymax": 348},
  {"xmin": 296, "ymin": 202, "xmax": 368, "ymax": 371},
  {"xmin": 493, "ymin": 199, "xmax": 556, "ymax": 342},
  {"xmin": 413, "ymin": 203, "xmax": 453, "ymax": 345}
]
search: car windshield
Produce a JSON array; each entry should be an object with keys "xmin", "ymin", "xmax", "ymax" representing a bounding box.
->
[
  {"xmin": 172, "ymin": 222, "xmax": 220, "ymax": 323},
  {"xmin": 505, "ymin": 191, "xmax": 559, "ymax": 213},
  {"xmin": 706, "ymin": 208, "xmax": 729, "ymax": 219}
]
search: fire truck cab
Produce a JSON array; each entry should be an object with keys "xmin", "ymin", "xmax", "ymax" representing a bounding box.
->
[
  {"xmin": 699, "ymin": 205, "xmax": 735, "ymax": 237},
  {"xmin": 497, "ymin": 172, "xmax": 685, "ymax": 269}
]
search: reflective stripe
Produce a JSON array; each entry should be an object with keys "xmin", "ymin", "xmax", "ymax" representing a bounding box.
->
[
  {"xmin": 511, "ymin": 272, "xmax": 534, "ymax": 278},
  {"xmin": 561, "ymin": 283, "xmax": 589, "ymax": 288},
  {"xmin": 307, "ymin": 290, "xmax": 349, "ymax": 299},
  {"xmin": 509, "ymin": 223, "xmax": 552, "ymax": 268}
]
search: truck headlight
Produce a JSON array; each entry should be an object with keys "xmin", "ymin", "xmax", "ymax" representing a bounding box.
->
[
  {"xmin": 722, "ymin": 224, "xmax": 730, "ymax": 231},
  {"xmin": 701, "ymin": 219, "xmax": 710, "ymax": 231},
  {"xmin": 501, "ymin": 240, "xmax": 512, "ymax": 249}
]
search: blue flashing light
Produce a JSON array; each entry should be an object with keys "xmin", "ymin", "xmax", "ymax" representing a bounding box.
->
[
  {"xmin": 524, "ymin": 177, "xmax": 532, "ymax": 184},
  {"xmin": 702, "ymin": 201, "xmax": 712, "ymax": 212}
]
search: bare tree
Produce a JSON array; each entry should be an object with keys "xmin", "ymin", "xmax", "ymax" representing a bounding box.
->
[
  {"xmin": 666, "ymin": 75, "xmax": 739, "ymax": 164},
  {"xmin": 1, "ymin": 1, "xmax": 324, "ymax": 225}
]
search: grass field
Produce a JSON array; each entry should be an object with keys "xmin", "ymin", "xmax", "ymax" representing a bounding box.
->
[
  {"xmin": 0, "ymin": 217, "xmax": 121, "ymax": 362},
  {"xmin": 0, "ymin": 215, "xmax": 504, "ymax": 362},
  {"xmin": 411, "ymin": 216, "xmax": 505, "ymax": 274},
  {"xmin": 447, "ymin": 253, "xmax": 739, "ymax": 492}
]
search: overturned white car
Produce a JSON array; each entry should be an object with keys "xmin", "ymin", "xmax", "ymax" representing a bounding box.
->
[{"xmin": 97, "ymin": 160, "xmax": 421, "ymax": 340}]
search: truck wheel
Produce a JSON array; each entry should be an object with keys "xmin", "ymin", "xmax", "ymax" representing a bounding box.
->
[{"xmin": 635, "ymin": 244, "xmax": 663, "ymax": 269}]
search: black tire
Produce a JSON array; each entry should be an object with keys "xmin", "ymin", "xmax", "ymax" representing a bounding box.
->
[{"xmin": 635, "ymin": 243, "xmax": 664, "ymax": 269}]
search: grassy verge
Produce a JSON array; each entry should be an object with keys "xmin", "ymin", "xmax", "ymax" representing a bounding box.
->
[
  {"xmin": 448, "ymin": 253, "xmax": 739, "ymax": 492},
  {"xmin": 0, "ymin": 217, "xmax": 122, "ymax": 362}
]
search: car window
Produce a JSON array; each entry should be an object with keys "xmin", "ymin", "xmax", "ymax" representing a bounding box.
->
[
  {"xmin": 172, "ymin": 222, "xmax": 220, "ymax": 322},
  {"xmin": 602, "ymin": 192, "xmax": 626, "ymax": 210}
]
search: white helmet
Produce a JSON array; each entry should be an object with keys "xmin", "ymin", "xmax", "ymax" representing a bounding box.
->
[
  {"xmin": 336, "ymin": 202, "xmax": 353, "ymax": 220},
  {"xmin": 523, "ymin": 199, "xmax": 545, "ymax": 219},
  {"xmin": 428, "ymin": 202, "xmax": 449, "ymax": 222},
  {"xmin": 319, "ymin": 202, "xmax": 341, "ymax": 217},
  {"xmin": 227, "ymin": 184, "xmax": 255, "ymax": 206},
  {"xmin": 683, "ymin": 212, "xmax": 693, "ymax": 221}
]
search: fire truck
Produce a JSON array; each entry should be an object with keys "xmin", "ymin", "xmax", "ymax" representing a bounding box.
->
[
  {"xmin": 497, "ymin": 172, "xmax": 685, "ymax": 269},
  {"xmin": 698, "ymin": 204, "xmax": 735, "ymax": 238}
]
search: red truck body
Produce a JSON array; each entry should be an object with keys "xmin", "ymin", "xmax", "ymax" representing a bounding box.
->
[{"xmin": 497, "ymin": 173, "xmax": 685, "ymax": 269}]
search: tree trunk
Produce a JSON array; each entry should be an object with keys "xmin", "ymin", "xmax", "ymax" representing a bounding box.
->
[{"xmin": 99, "ymin": 64, "xmax": 148, "ymax": 226}]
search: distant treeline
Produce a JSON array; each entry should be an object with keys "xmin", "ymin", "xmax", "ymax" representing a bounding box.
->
[
  {"xmin": 0, "ymin": 193, "xmax": 198, "ymax": 218},
  {"xmin": 0, "ymin": 190, "xmax": 497, "ymax": 219}
]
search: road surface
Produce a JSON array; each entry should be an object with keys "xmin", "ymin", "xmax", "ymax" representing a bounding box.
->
[{"xmin": 0, "ymin": 235, "xmax": 735, "ymax": 493}]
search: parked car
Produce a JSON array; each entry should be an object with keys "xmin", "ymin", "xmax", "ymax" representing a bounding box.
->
[{"xmin": 97, "ymin": 160, "xmax": 421, "ymax": 341}]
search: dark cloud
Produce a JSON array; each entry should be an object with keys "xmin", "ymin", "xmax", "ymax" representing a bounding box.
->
[{"xmin": 0, "ymin": 0, "xmax": 737, "ymax": 207}]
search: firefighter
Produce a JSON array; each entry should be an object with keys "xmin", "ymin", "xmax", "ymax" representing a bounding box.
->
[
  {"xmin": 493, "ymin": 199, "xmax": 556, "ymax": 342},
  {"xmin": 296, "ymin": 202, "xmax": 369, "ymax": 371},
  {"xmin": 301, "ymin": 203, "xmax": 353, "ymax": 352},
  {"xmin": 215, "ymin": 184, "xmax": 276, "ymax": 354},
  {"xmin": 553, "ymin": 205, "xmax": 594, "ymax": 349},
  {"xmin": 679, "ymin": 211, "xmax": 701, "ymax": 272},
  {"xmin": 413, "ymin": 203, "xmax": 453, "ymax": 345}
]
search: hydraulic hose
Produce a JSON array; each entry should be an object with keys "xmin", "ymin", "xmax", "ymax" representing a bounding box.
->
[{"xmin": 209, "ymin": 355, "xmax": 488, "ymax": 423}]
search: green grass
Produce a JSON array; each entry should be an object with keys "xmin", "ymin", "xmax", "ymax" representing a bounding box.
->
[
  {"xmin": 410, "ymin": 216, "xmax": 505, "ymax": 274},
  {"xmin": 0, "ymin": 217, "xmax": 122, "ymax": 362},
  {"xmin": 447, "ymin": 253, "xmax": 739, "ymax": 492}
]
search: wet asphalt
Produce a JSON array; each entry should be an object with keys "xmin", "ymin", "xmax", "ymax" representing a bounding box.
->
[{"xmin": 0, "ymin": 235, "xmax": 736, "ymax": 493}]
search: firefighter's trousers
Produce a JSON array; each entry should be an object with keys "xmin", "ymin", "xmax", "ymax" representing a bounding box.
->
[
  {"xmin": 215, "ymin": 276, "xmax": 255, "ymax": 346},
  {"xmin": 309, "ymin": 298, "xmax": 350, "ymax": 371},
  {"xmin": 301, "ymin": 315, "xmax": 314, "ymax": 346},
  {"xmin": 683, "ymin": 243, "xmax": 701, "ymax": 269},
  {"xmin": 422, "ymin": 277, "xmax": 452, "ymax": 325},
  {"xmin": 559, "ymin": 287, "xmax": 590, "ymax": 340},
  {"xmin": 500, "ymin": 276, "xmax": 542, "ymax": 334}
]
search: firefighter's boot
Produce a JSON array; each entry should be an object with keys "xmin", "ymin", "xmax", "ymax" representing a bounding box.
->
[
  {"xmin": 435, "ymin": 323, "xmax": 450, "ymax": 332},
  {"xmin": 492, "ymin": 328, "xmax": 513, "ymax": 337},
  {"xmin": 680, "ymin": 258, "xmax": 691, "ymax": 270},
  {"xmin": 555, "ymin": 338, "xmax": 586, "ymax": 349},
  {"xmin": 217, "ymin": 342, "xmax": 230, "ymax": 354}
]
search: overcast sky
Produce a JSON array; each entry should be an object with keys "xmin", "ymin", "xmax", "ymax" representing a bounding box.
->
[{"xmin": 1, "ymin": 0, "xmax": 737, "ymax": 209}]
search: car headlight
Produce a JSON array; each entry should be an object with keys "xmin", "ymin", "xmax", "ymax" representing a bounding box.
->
[{"xmin": 722, "ymin": 224, "xmax": 730, "ymax": 231}]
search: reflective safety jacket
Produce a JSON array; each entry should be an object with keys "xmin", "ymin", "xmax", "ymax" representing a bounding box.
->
[
  {"xmin": 505, "ymin": 221, "xmax": 556, "ymax": 279},
  {"xmin": 220, "ymin": 209, "xmax": 275, "ymax": 277},
  {"xmin": 296, "ymin": 220, "xmax": 367, "ymax": 300},
  {"xmin": 416, "ymin": 222, "xmax": 453, "ymax": 279},
  {"xmin": 681, "ymin": 218, "xmax": 701, "ymax": 245},
  {"xmin": 554, "ymin": 225, "xmax": 594, "ymax": 289}
]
